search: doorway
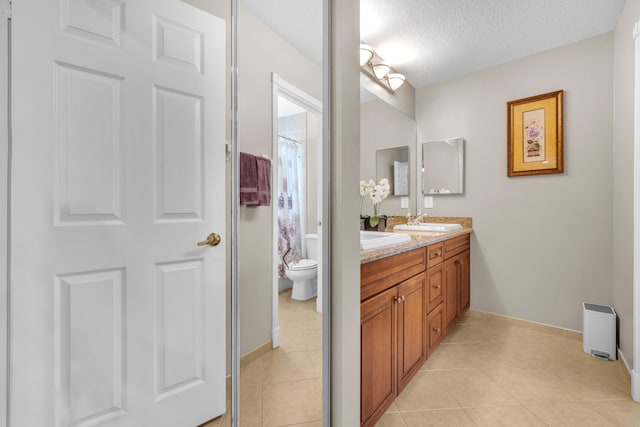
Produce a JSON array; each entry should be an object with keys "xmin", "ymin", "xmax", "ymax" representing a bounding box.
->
[{"xmin": 271, "ymin": 74, "xmax": 323, "ymax": 348}]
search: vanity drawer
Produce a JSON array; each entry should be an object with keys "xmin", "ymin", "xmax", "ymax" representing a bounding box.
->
[
  {"xmin": 443, "ymin": 234, "xmax": 470, "ymax": 260},
  {"xmin": 426, "ymin": 242, "xmax": 443, "ymax": 269},
  {"xmin": 361, "ymin": 247, "xmax": 426, "ymax": 301},
  {"xmin": 426, "ymin": 265, "xmax": 443, "ymax": 312}
]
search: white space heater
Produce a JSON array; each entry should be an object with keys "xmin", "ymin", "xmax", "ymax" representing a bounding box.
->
[{"xmin": 582, "ymin": 302, "xmax": 617, "ymax": 360}]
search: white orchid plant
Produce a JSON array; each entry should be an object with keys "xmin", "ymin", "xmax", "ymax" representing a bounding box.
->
[{"xmin": 360, "ymin": 178, "xmax": 391, "ymax": 228}]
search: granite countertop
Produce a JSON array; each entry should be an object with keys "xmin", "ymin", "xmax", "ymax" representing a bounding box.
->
[{"xmin": 360, "ymin": 216, "xmax": 473, "ymax": 264}]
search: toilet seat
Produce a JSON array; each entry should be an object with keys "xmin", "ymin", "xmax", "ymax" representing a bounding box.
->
[{"xmin": 287, "ymin": 259, "xmax": 317, "ymax": 271}]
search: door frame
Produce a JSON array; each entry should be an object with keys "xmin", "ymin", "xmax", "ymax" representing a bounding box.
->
[
  {"xmin": 633, "ymin": 18, "xmax": 640, "ymax": 403},
  {"xmin": 270, "ymin": 73, "xmax": 322, "ymax": 348},
  {"xmin": 1, "ymin": 2, "xmax": 10, "ymax": 425}
]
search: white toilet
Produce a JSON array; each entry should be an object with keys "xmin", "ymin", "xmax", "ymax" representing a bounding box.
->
[{"xmin": 286, "ymin": 234, "xmax": 318, "ymax": 301}]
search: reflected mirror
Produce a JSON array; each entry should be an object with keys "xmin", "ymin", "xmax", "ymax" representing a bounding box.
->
[
  {"xmin": 360, "ymin": 87, "xmax": 417, "ymax": 216},
  {"xmin": 376, "ymin": 146, "xmax": 409, "ymax": 196},
  {"xmin": 422, "ymin": 138, "xmax": 465, "ymax": 195}
]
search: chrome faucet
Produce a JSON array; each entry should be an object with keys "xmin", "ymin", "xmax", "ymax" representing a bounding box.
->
[{"xmin": 407, "ymin": 210, "xmax": 428, "ymax": 226}]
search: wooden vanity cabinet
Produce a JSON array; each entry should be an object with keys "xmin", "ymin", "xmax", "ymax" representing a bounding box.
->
[
  {"xmin": 360, "ymin": 248, "xmax": 426, "ymax": 427},
  {"xmin": 361, "ymin": 286, "xmax": 397, "ymax": 426},
  {"xmin": 361, "ymin": 234, "xmax": 470, "ymax": 427},
  {"xmin": 443, "ymin": 235, "xmax": 471, "ymax": 330},
  {"xmin": 397, "ymin": 274, "xmax": 427, "ymax": 393}
]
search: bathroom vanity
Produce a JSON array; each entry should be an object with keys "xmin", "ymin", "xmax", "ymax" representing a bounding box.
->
[{"xmin": 360, "ymin": 226, "xmax": 471, "ymax": 427}]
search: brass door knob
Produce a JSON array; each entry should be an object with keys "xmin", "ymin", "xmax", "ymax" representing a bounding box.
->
[{"xmin": 197, "ymin": 233, "xmax": 221, "ymax": 247}]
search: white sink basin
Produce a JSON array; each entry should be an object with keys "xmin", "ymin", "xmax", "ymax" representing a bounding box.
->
[
  {"xmin": 360, "ymin": 230, "xmax": 411, "ymax": 250},
  {"xmin": 394, "ymin": 222, "xmax": 463, "ymax": 232}
]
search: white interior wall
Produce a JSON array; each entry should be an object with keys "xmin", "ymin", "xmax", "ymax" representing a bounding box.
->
[
  {"xmin": 238, "ymin": 5, "xmax": 322, "ymax": 355},
  {"xmin": 415, "ymin": 34, "xmax": 614, "ymax": 332},
  {"xmin": 613, "ymin": 0, "xmax": 640, "ymax": 371}
]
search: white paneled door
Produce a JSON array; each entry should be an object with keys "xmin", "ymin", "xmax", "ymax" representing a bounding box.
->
[{"xmin": 10, "ymin": 1, "xmax": 226, "ymax": 426}]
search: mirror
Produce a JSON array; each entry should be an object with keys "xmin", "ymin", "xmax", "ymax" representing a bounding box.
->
[
  {"xmin": 376, "ymin": 146, "xmax": 409, "ymax": 196},
  {"xmin": 422, "ymin": 138, "xmax": 465, "ymax": 195},
  {"xmin": 360, "ymin": 87, "xmax": 417, "ymax": 215}
]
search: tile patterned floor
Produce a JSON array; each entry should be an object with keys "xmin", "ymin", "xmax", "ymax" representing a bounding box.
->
[{"xmin": 207, "ymin": 294, "xmax": 639, "ymax": 426}]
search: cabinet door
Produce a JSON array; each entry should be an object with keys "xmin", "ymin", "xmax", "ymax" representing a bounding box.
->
[
  {"xmin": 361, "ymin": 287, "xmax": 397, "ymax": 426},
  {"xmin": 458, "ymin": 250, "xmax": 470, "ymax": 314},
  {"xmin": 427, "ymin": 302, "xmax": 444, "ymax": 355},
  {"xmin": 443, "ymin": 256, "xmax": 459, "ymax": 329},
  {"xmin": 397, "ymin": 274, "xmax": 427, "ymax": 392}
]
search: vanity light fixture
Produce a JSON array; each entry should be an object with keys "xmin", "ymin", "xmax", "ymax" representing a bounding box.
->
[
  {"xmin": 359, "ymin": 44, "xmax": 374, "ymax": 66},
  {"xmin": 360, "ymin": 42, "xmax": 406, "ymax": 93},
  {"xmin": 371, "ymin": 62, "xmax": 391, "ymax": 79},
  {"xmin": 386, "ymin": 73, "xmax": 406, "ymax": 91}
]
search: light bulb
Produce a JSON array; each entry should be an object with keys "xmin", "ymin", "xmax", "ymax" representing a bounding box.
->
[
  {"xmin": 359, "ymin": 44, "xmax": 374, "ymax": 66},
  {"xmin": 372, "ymin": 62, "xmax": 391, "ymax": 79},
  {"xmin": 386, "ymin": 73, "xmax": 405, "ymax": 91}
]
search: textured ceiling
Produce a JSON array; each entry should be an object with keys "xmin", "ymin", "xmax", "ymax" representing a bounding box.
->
[{"xmin": 241, "ymin": 0, "xmax": 624, "ymax": 89}]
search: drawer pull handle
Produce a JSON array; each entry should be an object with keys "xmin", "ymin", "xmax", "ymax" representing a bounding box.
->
[
  {"xmin": 429, "ymin": 252, "xmax": 441, "ymax": 259},
  {"xmin": 433, "ymin": 285, "xmax": 441, "ymax": 289},
  {"xmin": 394, "ymin": 296, "xmax": 405, "ymax": 303},
  {"xmin": 432, "ymin": 327, "xmax": 441, "ymax": 332}
]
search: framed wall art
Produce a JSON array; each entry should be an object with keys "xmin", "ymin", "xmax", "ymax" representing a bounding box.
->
[{"xmin": 507, "ymin": 90, "xmax": 563, "ymax": 177}]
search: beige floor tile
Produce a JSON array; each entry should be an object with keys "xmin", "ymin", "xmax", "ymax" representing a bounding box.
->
[
  {"xmin": 375, "ymin": 412, "xmax": 407, "ymax": 426},
  {"xmin": 386, "ymin": 402, "xmax": 400, "ymax": 413},
  {"xmin": 240, "ymin": 357, "xmax": 262, "ymax": 390},
  {"xmin": 261, "ymin": 349, "xmax": 316, "ymax": 384},
  {"xmin": 262, "ymin": 379, "xmax": 322, "ymax": 427},
  {"xmin": 239, "ymin": 384, "xmax": 262, "ymax": 426},
  {"xmin": 558, "ymin": 370, "xmax": 630, "ymax": 402},
  {"xmin": 309, "ymin": 349, "xmax": 323, "ymax": 379},
  {"xmin": 465, "ymin": 405, "xmax": 546, "ymax": 426},
  {"xmin": 484, "ymin": 367, "xmax": 576, "ymax": 404},
  {"xmin": 431, "ymin": 369, "xmax": 518, "ymax": 408},
  {"xmin": 422, "ymin": 342, "xmax": 513, "ymax": 371},
  {"xmin": 526, "ymin": 402, "xmax": 617, "ymax": 426},
  {"xmin": 393, "ymin": 371, "xmax": 461, "ymax": 412},
  {"xmin": 590, "ymin": 400, "xmax": 640, "ymax": 427},
  {"xmin": 287, "ymin": 422, "xmax": 323, "ymax": 427},
  {"xmin": 278, "ymin": 327, "xmax": 312, "ymax": 353},
  {"xmin": 441, "ymin": 323, "xmax": 487, "ymax": 344},
  {"xmin": 401, "ymin": 408, "xmax": 476, "ymax": 426},
  {"xmin": 304, "ymin": 327, "xmax": 323, "ymax": 350}
]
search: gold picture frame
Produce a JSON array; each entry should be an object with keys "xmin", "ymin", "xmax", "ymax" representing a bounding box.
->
[{"xmin": 507, "ymin": 90, "xmax": 563, "ymax": 177}]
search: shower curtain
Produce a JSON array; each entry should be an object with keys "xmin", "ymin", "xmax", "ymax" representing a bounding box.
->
[{"xmin": 277, "ymin": 136, "xmax": 305, "ymax": 278}]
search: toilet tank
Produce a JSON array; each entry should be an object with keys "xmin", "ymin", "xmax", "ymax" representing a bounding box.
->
[{"xmin": 305, "ymin": 234, "xmax": 318, "ymax": 260}]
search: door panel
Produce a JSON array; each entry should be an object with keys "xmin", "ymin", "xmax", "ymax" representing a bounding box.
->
[
  {"xmin": 154, "ymin": 86, "xmax": 204, "ymax": 221},
  {"xmin": 397, "ymin": 274, "xmax": 426, "ymax": 392},
  {"xmin": 55, "ymin": 62, "xmax": 124, "ymax": 225},
  {"xmin": 54, "ymin": 269, "xmax": 126, "ymax": 426},
  {"xmin": 11, "ymin": 1, "xmax": 226, "ymax": 426}
]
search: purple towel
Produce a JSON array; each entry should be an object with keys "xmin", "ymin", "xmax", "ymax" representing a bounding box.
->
[
  {"xmin": 240, "ymin": 152, "xmax": 258, "ymax": 205},
  {"xmin": 256, "ymin": 156, "xmax": 271, "ymax": 206}
]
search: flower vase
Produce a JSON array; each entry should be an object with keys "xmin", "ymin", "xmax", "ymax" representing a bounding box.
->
[{"xmin": 362, "ymin": 215, "xmax": 386, "ymax": 232}]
